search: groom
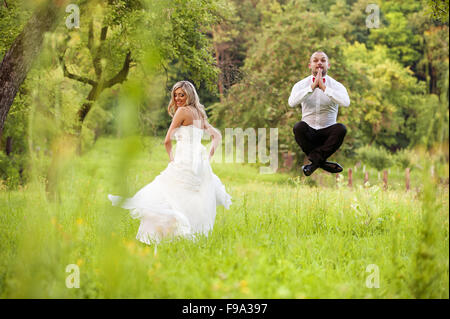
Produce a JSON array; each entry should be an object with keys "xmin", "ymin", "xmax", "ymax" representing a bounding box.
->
[{"xmin": 288, "ymin": 51, "xmax": 350, "ymax": 176}]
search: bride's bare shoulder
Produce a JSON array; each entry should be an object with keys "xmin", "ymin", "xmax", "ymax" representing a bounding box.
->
[
  {"xmin": 175, "ymin": 107, "xmax": 190, "ymax": 115},
  {"xmin": 173, "ymin": 107, "xmax": 192, "ymax": 122}
]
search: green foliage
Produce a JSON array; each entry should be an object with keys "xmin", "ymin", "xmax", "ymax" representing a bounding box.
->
[
  {"xmin": 368, "ymin": 11, "xmax": 422, "ymax": 67},
  {"xmin": 0, "ymin": 136, "xmax": 448, "ymax": 298},
  {"xmin": 81, "ymin": 104, "xmax": 114, "ymax": 152},
  {"xmin": 392, "ymin": 149, "xmax": 411, "ymax": 169},
  {"xmin": 356, "ymin": 145, "xmax": 393, "ymax": 171},
  {"xmin": 1, "ymin": 0, "xmax": 229, "ymax": 185},
  {"xmin": 0, "ymin": 0, "xmax": 448, "ymax": 299},
  {"xmin": 207, "ymin": 0, "xmax": 448, "ymax": 159},
  {"xmin": 424, "ymin": 0, "xmax": 449, "ymax": 23},
  {"xmin": 160, "ymin": 0, "xmax": 227, "ymax": 92},
  {"xmin": 420, "ymin": 25, "xmax": 449, "ymax": 96},
  {"xmin": 0, "ymin": 152, "xmax": 25, "ymax": 189},
  {"xmin": 209, "ymin": 0, "xmax": 448, "ymax": 159},
  {"xmin": 0, "ymin": 0, "xmax": 32, "ymax": 59},
  {"xmin": 411, "ymin": 163, "xmax": 446, "ymax": 298},
  {"xmin": 407, "ymin": 93, "xmax": 449, "ymax": 149},
  {"xmin": 1, "ymin": 0, "xmax": 449, "ymax": 184},
  {"xmin": 0, "ymin": 84, "xmax": 31, "ymax": 190},
  {"xmin": 342, "ymin": 42, "xmax": 428, "ymax": 150},
  {"xmin": 1, "ymin": 86, "xmax": 30, "ymax": 152},
  {"xmin": 210, "ymin": 4, "xmax": 348, "ymax": 159}
]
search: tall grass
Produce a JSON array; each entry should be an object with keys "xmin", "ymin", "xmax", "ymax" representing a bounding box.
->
[{"xmin": 0, "ymin": 136, "xmax": 448, "ymax": 298}]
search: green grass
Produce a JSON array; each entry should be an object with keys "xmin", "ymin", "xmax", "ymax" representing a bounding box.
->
[{"xmin": 0, "ymin": 136, "xmax": 448, "ymax": 298}]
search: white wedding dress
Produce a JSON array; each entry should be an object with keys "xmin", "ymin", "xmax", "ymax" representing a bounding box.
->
[{"xmin": 108, "ymin": 124, "xmax": 232, "ymax": 244}]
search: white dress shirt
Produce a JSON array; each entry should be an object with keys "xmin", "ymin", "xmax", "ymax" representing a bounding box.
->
[{"xmin": 288, "ymin": 75, "xmax": 350, "ymax": 130}]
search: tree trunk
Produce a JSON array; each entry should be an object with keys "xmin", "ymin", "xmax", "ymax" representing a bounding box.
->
[
  {"xmin": 212, "ymin": 27, "xmax": 224, "ymax": 101},
  {"xmin": 5, "ymin": 136, "xmax": 12, "ymax": 155},
  {"xmin": 78, "ymin": 84, "xmax": 100, "ymax": 124},
  {"xmin": 0, "ymin": 0, "xmax": 68, "ymax": 145},
  {"xmin": 77, "ymin": 50, "xmax": 133, "ymax": 124}
]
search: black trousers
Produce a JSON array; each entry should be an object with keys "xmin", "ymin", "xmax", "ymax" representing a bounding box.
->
[{"xmin": 293, "ymin": 121, "xmax": 347, "ymax": 165}]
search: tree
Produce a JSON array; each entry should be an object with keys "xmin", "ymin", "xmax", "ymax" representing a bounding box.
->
[
  {"xmin": 209, "ymin": 0, "xmax": 444, "ymax": 161},
  {"xmin": 210, "ymin": 0, "xmax": 289, "ymax": 100},
  {"xmin": 57, "ymin": 0, "xmax": 141, "ymax": 125},
  {"xmin": 342, "ymin": 42, "xmax": 428, "ymax": 150},
  {"xmin": 425, "ymin": 0, "xmax": 449, "ymax": 23},
  {"xmin": 0, "ymin": 1, "xmax": 32, "ymax": 59},
  {"xmin": 369, "ymin": 11, "xmax": 422, "ymax": 67},
  {"xmin": 0, "ymin": 0, "xmax": 69, "ymax": 144},
  {"xmin": 57, "ymin": 0, "xmax": 226, "ymax": 129},
  {"xmin": 418, "ymin": 25, "xmax": 449, "ymax": 95},
  {"xmin": 209, "ymin": 3, "xmax": 348, "ymax": 162}
]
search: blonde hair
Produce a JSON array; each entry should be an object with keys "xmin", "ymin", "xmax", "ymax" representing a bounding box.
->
[{"xmin": 167, "ymin": 81, "xmax": 208, "ymax": 124}]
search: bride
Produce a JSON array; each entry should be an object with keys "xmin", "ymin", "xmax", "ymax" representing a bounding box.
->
[{"xmin": 108, "ymin": 81, "xmax": 232, "ymax": 244}]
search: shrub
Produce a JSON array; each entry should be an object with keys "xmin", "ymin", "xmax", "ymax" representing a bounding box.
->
[
  {"xmin": 392, "ymin": 149, "xmax": 411, "ymax": 169},
  {"xmin": 356, "ymin": 145, "xmax": 393, "ymax": 171},
  {"xmin": 0, "ymin": 151, "xmax": 26, "ymax": 189}
]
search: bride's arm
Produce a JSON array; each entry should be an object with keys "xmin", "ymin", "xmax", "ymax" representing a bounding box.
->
[
  {"xmin": 164, "ymin": 108, "xmax": 187, "ymax": 161},
  {"xmin": 204, "ymin": 121, "xmax": 222, "ymax": 160}
]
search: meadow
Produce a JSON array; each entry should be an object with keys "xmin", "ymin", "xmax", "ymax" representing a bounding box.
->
[{"xmin": 0, "ymin": 136, "xmax": 448, "ymax": 298}]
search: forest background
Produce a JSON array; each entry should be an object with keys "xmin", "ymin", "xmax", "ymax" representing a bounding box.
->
[{"xmin": 0, "ymin": 0, "xmax": 448, "ymax": 187}]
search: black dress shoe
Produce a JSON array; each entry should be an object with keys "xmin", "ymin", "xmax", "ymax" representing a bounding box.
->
[
  {"xmin": 320, "ymin": 161, "xmax": 343, "ymax": 173},
  {"xmin": 302, "ymin": 163, "xmax": 319, "ymax": 176}
]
